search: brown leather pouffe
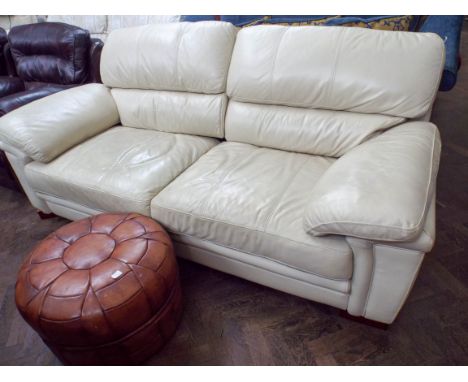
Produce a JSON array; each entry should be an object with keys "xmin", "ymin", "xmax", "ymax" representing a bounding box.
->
[{"xmin": 15, "ymin": 213, "xmax": 183, "ymax": 365}]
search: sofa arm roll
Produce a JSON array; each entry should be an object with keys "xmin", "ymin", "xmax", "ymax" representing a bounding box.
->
[
  {"xmin": 303, "ymin": 122, "xmax": 441, "ymax": 242},
  {"xmin": 0, "ymin": 83, "xmax": 119, "ymax": 162}
]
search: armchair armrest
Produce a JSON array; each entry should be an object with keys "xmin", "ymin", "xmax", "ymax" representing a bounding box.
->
[
  {"xmin": 87, "ymin": 38, "xmax": 104, "ymax": 83},
  {"xmin": 0, "ymin": 76, "xmax": 24, "ymax": 99},
  {"xmin": 0, "ymin": 84, "xmax": 70, "ymax": 116},
  {"xmin": 0, "ymin": 83, "xmax": 119, "ymax": 162},
  {"xmin": 303, "ymin": 122, "xmax": 441, "ymax": 242}
]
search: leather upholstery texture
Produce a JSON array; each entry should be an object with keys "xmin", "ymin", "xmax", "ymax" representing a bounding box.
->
[
  {"xmin": 15, "ymin": 213, "xmax": 183, "ymax": 365},
  {"xmin": 0, "ymin": 76, "xmax": 24, "ymax": 98},
  {"xmin": 101, "ymin": 22, "xmax": 237, "ymax": 93},
  {"xmin": 3, "ymin": 43, "xmax": 17, "ymax": 76},
  {"xmin": 225, "ymin": 100, "xmax": 405, "ymax": 156},
  {"xmin": 112, "ymin": 89, "xmax": 227, "ymax": 138},
  {"xmin": 303, "ymin": 122, "xmax": 441, "ymax": 241},
  {"xmin": 87, "ymin": 38, "xmax": 104, "ymax": 83},
  {"xmin": 152, "ymin": 142, "xmax": 352, "ymax": 280},
  {"xmin": 0, "ymin": 84, "xmax": 119, "ymax": 162},
  {"xmin": 0, "ymin": 27, "xmax": 8, "ymax": 75},
  {"xmin": 8, "ymin": 22, "xmax": 91, "ymax": 85},
  {"xmin": 25, "ymin": 126, "xmax": 218, "ymax": 215},
  {"xmin": 227, "ymin": 25, "xmax": 444, "ymax": 118}
]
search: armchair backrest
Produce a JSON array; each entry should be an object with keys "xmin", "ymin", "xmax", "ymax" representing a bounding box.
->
[
  {"xmin": 225, "ymin": 25, "xmax": 445, "ymax": 157},
  {"xmin": 101, "ymin": 21, "xmax": 237, "ymax": 138},
  {"xmin": 0, "ymin": 27, "xmax": 7, "ymax": 75},
  {"xmin": 8, "ymin": 22, "xmax": 91, "ymax": 85}
]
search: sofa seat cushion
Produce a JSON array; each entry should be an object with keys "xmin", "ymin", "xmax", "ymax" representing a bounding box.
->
[
  {"xmin": 25, "ymin": 126, "xmax": 218, "ymax": 215},
  {"xmin": 151, "ymin": 142, "xmax": 352, "ymax": 280}
]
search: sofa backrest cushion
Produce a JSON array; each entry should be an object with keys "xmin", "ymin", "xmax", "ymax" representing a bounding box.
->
[
  {"xmin": 225, "ymin": 25, "xmax": 444, "ymax": 155},
  {"xmin": 101, "ymin": 22, "xmax": 237, "ymax": 138},
  {"xmin": 228, "ymin": 25, "xmax": 444, "ymax": 118},
  {"xmin": 8, "ymin": 22, "xmax": 91, "ymax": 85},
  {"xmin": 111, "ymin": 89, "xmax": 227, "ymax": 138},
  {"xmin": 225, "ymin": 101, "xmax": 405, "ymax": 157},
  {"xmin": 101, "ymin": 22, "xmax": 237, "ymax": 94}
]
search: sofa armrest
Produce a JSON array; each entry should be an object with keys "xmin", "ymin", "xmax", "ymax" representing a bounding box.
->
[
  {"xmin": 0, "ymin": 83, "xmax": 119, "ymax": 162},
  {"xmin": 303, "ymin": 121, "xmax": 441, "ymax": 242}
]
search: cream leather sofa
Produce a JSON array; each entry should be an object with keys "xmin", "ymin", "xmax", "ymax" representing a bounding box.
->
[{"xmin": 0, "ymin": 22, "xmax": 444, "ymax": 324}]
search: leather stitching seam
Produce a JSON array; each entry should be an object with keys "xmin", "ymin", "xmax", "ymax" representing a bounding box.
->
[{"xmin": 174, "ymin": 237, "xmax": 350, "ymax": 296}]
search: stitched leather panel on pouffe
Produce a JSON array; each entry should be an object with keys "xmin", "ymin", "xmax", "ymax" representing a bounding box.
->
[{"xmin": 15, "ymin": 213, "xmax": 183, "ymax": 365}]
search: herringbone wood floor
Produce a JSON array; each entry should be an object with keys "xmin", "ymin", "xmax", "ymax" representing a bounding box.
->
[{"xmin": 0, "ymin": 23, "xmax": 467, "ymax": 365}]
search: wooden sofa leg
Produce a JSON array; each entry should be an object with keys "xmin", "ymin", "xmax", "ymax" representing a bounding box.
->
[
  {"xmin": 37, "ymin": 211, "xmax": 57, "ymax": 220},
  {"xmin": 339, "ymin": 310, "xmax": 389, "ymax": 330}
]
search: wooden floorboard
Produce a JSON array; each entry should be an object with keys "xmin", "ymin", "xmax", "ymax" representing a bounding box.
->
[{"xmin": 0, "ymin": 22, "xmax": 468, "ymax": 365}]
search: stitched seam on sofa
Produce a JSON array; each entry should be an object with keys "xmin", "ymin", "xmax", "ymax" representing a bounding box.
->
[
  {"xmin": 262, "ymin": 158, "xmax": 309, "ymax": 232},
  {"xmin": 174, "ymin": 236, "xmax": 351, "ymax": 293},
  {"xmin": 26, "ymin": 167, "xmax": 153, "ymax": 204},
  {"xmin": 373, "ymin": 243, "xmax": 424, "ymax": 255},
  {"xmin": 363, "ymin": 244, "xmax": 376, "ymax": 317},
  {"xmin": 153, "ymin": 204, "xmax": 352, "ymax": 280},
  {"xmin": 309, "ymin": 222, "xmax": 420, "ymax": 237},
  {"xmin": 220, "ymin": 28, "xmax": 235, "ymax": 95},
  {"xmin": 35, "ymin": 191, "xmax": 106, "ymax": 214},
  {"xmin": 196, "ymin": 146, "xmax": 259, "ymax": 216},
  {"xmin": 175, "ymin": 25, "xmax": 183, "ymax": 92},
  {"xmin": 217, "ymin": 94, "xmax": 225, "ymax": 137},
  {"xmin": 392, "ymin": 254, "xmax": 424, "ymax": 321},
  {"xmin": 171, "ymin": 230, "xmax": 351, "ymax": 283},
  {"xmin": 270, "ymin": 29, "xmax": 288, "ymax": 101},
  {"xmin": 326, "ymin": 27, "xmax": 345, "ymax": 107}
]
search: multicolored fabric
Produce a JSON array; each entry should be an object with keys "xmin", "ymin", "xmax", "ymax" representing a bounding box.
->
[
  {"xmin": 240, "ymin": 16, "xmax": 416, "ymax": 31},
  {"xmin": 181, "ymin": 15, "xmax": 420, "ymax": 31}
]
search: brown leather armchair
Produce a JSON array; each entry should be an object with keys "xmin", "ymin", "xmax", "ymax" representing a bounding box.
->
[
  {"xmin": 0, "ymin": 27, "xmax": 8, "ymax": 74},
  {"xmin": 0, "ymin": 22, "xmax": 103, "ymax": 117},
  {"xmin": 0, "ymin": 27, "xmax": 25, "ymax": 100}
]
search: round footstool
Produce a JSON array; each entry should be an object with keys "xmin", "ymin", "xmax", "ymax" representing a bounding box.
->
[{"xmin": 15, "ymin": 213, "xmax": 182, "ymax": 365}]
